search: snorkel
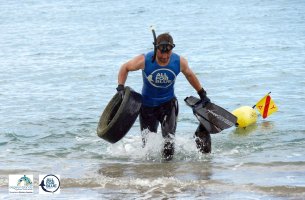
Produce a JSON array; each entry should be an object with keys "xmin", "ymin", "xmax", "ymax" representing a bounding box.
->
[{"xmin": 152, "ymin": 28, "xmax": 157, "ymax": 63}]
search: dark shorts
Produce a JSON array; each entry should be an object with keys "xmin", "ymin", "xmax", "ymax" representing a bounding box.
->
[{"xmin": 139, "ymin": 98, "xmax": 178, "ymax": 139}]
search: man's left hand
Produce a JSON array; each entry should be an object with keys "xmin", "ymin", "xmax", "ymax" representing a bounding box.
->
[{"xmin": 197, "ymin": 88, "xmax": 211, "ymax": 107}]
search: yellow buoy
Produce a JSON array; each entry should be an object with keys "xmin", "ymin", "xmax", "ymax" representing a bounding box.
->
[{"xmin": 232, "ymin": 106, "xmax": 257, "ymax": 128}]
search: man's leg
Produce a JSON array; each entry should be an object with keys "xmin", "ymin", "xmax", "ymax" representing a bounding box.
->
[
  {"xmin": 160, "ymin": 98, "xmax": 178, "ymax": 161},
  {"xmin": 195, "ymin": 124, "xmax": 211, "ymax": 153},
  {"xmin": 139, "ymin": 106, "xmax": 159, "ymax": 147}
]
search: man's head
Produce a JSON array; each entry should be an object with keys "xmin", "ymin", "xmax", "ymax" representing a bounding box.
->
[
  {"xmin": 156, "ymin": 33, "xmax": 175, "ymax": 53},
  {"xmin": 154, "ymin": 33, "xmax": 175, "ymax": 65}
]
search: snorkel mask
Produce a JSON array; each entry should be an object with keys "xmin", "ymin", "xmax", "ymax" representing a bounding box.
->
[
  {"xmin": 151, "ymin": 29, "xmax": 175, "ymax": 62},
  {"xmin": 156, "ymin": 41, "xmax": 175, "ymax": 53}
]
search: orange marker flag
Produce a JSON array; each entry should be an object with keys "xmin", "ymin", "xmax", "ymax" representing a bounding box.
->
[{"xmin": 254, "ymin": 92, "xmax": 278, "ymax": 119}]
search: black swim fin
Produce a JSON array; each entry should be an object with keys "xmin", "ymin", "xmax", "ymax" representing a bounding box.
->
[{"xmin": 184, "ymin": 96, "xmax": 237, "ymax": 134}]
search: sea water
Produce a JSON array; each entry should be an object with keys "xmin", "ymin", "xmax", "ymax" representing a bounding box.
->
[{"xmin": 0, "ymin": 0, "xmax": 305, "ymax": 199}]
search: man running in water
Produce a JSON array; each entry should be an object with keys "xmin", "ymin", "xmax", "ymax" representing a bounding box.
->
[{"xmin": 117, "ymin": 32, "xmax": 211, "ymax": 160}]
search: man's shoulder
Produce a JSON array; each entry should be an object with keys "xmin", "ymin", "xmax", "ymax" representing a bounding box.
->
[
  {"xmin": 143, "ymin": 51, "xmax": 154, "ymax": 63},
  {"xmin": 171, "ymin": 52, "xmax": 182, "ymax": 60},
  {"xmin": 145, "ymin": 51, "xmax": 154, "ymax": 58}
]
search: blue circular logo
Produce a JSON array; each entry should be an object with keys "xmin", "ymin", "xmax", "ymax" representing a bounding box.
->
[
  {"xmin": 146, "ymin": 69, "xmax": 176, "ymax": 88},
  {"xmin": 39, "ymin": 174, "xmax": 60, "ymax": 193}
]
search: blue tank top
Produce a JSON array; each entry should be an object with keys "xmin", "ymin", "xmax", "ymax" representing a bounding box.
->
[{"xmin": 142, "ymin": 51, "xmax": 180, "ymax": 107}]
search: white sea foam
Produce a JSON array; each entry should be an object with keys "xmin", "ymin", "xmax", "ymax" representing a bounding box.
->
[{"xmin": 104, "ymin": 129, "xmax": 207, "ymax": 162}]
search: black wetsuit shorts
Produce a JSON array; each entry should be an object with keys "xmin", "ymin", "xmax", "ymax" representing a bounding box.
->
[{"xmin": 139, "ymin": 98, "xmax": 178, "ymax": 139}]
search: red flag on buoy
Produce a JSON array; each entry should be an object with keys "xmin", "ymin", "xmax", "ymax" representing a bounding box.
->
[{"xmin": 254, "ymin": 92, "xmax": 278, "ymax": 119}]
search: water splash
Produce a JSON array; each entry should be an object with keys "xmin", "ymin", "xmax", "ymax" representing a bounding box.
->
[{"xmin": 103, "ymin": 129, "xmax": 210, "ymax": 162}]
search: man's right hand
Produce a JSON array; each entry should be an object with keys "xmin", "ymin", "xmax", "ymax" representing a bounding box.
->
[{"xmin": 116, "ymin": 84, "xmax": 125, "ymax": 99}]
